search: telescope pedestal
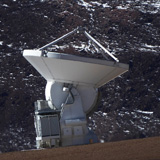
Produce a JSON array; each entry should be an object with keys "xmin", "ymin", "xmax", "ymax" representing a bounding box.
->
[{"xmin": 34, "ymin": 82, "xmax": 98, "ymax": 148}]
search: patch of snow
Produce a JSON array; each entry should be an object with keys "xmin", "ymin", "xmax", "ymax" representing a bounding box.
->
[
  {"xmin": 150, "ymin": 10, "xmax": 159, "ymax": 14},
  {"xmin": 72, "ymin": 43, "xmax": 86, "ymax": 50},
  {"xmin": 22, "ymin": 78, "xmax": 29, "ymax": 81},
  {"xmin": 153, "ymin": 2, "xmax": 160, "ymax": 9},
  {"xmin": 29, "ymin": 74, "xmax": 34, "ymax": 77},
  {"xmin": 117, "ymin": 5, "xmax": 129, "ymax": 10},
  {"xmin": 143, "ymin": 116, "xmax": 151, "ymax": 120},
  {"xmin": 0, "ymin": 41, "xmax": 3, "ymax": 45},
  {"xmin": 77, "ymin": 0, "xmax": 93, "ymax": 11},
  {"xmin": 102, "ymin": 113, "xmax": 107, "ymax": 116},
  {"xmin": 50, "ymin": 44, "xmax": 69, "ymax": 50},
  {"xmin": 124, "ymin": 130, "xmax": 130, "ymax": 133},
  {"xmin": 126, "ymin": 0, "xmax": 132, "ymax": 4},
  {"xmin": 115, "ymin": 121, "xmax": 121, "ymax": 127},
  {"xmin": 100, "ymin": 139, "xmax": 105, "ymax": 143},
  {"xmin": 6, "ymin": 53, "xmax": 12, "ymax": 56},
  {"xmin": 78, "ymin": 1, "xmax": 111, "ymax": 11},
  {"xmin": 136, "ymin": 110, "xmax": 153, "ymax": 115},
  {"xmin": 125, "ymin": 0, "xmax": 160, "ymax": 13},
  {"xmin": 102, "ymin": 3, "xmax": 111, "ymax": 8},
  {"xmin": 7, "ymin": 44, "xmax": 13, "ymax": 48},
  {"xmin": 137, "ymin": 126, "xmax": 145, "ymax": 131},
  {"xmin": 90, "ymin": 1, "xmax": 102, "ymax": 6},
  {"xmin": 138, "ymin": 47, "xmax": 157, "ymax": 52},
  {"xmin": 118, "ymin": 112, "xmax": 125, "ymax": 117},
  {"xmin": 144, "ymin": 44, "xmax": 160, "ymax": 48},
  {"xmin": 90, "ymin": 13, "xmax": 94, "ymax": 22},
  {"xmin": 2, "ymin": 4, "xmax": 9, "ymax": 7},
  {"xmin": 147, "ymin": 1, "xmax": 160, "ymax": 10},
  {"xmin": 72, "ymin": 40, "xmax": 101, "ymax": 54}
]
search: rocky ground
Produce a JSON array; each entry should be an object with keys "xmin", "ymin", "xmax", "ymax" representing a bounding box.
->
[{"xmin": 0, "ymin": 0, "xmax": 160, "ymax": 152}]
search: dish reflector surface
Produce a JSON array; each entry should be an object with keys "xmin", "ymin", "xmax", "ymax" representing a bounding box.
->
[{"xmin": 23, "ymin": 50, "xmax": 128, "ymax": 88}]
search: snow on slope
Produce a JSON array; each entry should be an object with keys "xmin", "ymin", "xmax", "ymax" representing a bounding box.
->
[
  {"xmin": 0, "ymin": 0, "xmax": 160, "ymax": 152},
  {"xmin": 77, "ymin": 0, "xmax": 160, "ymax": 12},
  {"xmin": 89, "ymin": 109, "xmax": 160, "ymax": 142}
]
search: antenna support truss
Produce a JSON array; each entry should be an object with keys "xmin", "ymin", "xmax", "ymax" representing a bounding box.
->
[{"xmin": 39, "ymin": 27, "xmax": 119, "ymax": 63}]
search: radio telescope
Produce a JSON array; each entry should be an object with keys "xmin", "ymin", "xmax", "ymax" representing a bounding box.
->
[{"xmin": 23, "ymin": 27, "xmax": 129, "ymax": 148}]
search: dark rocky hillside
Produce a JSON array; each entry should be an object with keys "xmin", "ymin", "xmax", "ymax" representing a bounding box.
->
[{"xmin": 0, "ymin": 0, "xmax": 160, "ymax": 152}]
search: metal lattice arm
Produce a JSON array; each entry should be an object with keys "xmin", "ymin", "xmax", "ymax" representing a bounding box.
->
[
  {"xmin": 38, "ymin": 27, "xmax": 119, "ymax": 62},
  {"xmin": 84, "ymin": 31, "xmax": 119, "ymax": 62},
  {"xmin": 39, "ymin": 27, "xmax": 79, "ymax": 50}
]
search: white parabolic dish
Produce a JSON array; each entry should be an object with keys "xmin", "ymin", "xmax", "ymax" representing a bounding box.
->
[{"xmin": 23, "ymin": 50, "xmax": 129, "ymax": 88}]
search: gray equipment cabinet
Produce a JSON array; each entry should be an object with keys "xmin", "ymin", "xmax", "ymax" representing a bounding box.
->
[{"xmin": 34, "ymin": 100, "xmax": 61, "ymax": 148}]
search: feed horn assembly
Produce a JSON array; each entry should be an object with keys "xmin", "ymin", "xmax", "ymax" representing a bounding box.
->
[{"xmin": 23, "ymin": 27, "xmax": 129, "ymax": 148}]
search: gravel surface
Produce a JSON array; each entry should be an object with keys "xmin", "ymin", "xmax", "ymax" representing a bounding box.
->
[{"xmin": 0, "ymin": 136, "xmax": 160, "ymax": 160}]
